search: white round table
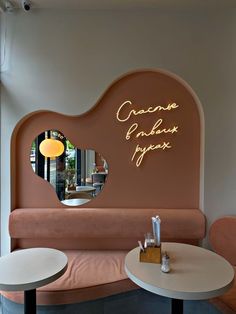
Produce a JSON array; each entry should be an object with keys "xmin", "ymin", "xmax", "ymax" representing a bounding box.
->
[
  {"xmin": 61, "ymin": 198, "xmax": 90, "ymax": 206},
  {"xmin": 0, "ymin": 248, "xmax": 68, "ymax": 314},
  {"xmin": 66, "ymin": 186, "xmax": 96, "ymax": 194},
  {"xmin": 125, "ymin": 243, "xmax": 234, "ymax": 314}
]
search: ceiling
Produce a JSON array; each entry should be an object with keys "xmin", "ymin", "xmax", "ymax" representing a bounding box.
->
[{"xmin": 10, "ymin": 0, "xmax": 236, "ymax": 10}]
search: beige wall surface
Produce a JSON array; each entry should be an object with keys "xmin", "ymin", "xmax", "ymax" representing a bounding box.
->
[{"xmin": 1, "ymin": 7, "xmax": 236, "ymax": 254}]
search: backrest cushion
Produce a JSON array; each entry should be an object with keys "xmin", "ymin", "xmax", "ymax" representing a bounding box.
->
[{"xmin": 209, "ymin": 216, "xmax": 236, "ymax": 266}]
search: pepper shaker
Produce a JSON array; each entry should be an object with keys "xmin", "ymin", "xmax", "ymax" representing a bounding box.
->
[{"xmin": 161, "ymin": 252, "xmax": 170, "ymax": 273}]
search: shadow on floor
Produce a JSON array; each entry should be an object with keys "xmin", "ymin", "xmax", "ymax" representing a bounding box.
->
[{"xmin": 1, "ymin": 289, "xmax": 222, "ymax": 314}]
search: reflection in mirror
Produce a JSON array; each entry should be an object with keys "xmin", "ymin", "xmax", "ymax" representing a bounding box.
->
[{"xmin": 30, "ymin": 130, "xmax": 108, "ymax": 206}]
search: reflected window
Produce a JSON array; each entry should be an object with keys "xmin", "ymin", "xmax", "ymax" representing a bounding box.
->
[{"xmin": 31, "ymin": 130, "xmax": 108, "ymax": 206}]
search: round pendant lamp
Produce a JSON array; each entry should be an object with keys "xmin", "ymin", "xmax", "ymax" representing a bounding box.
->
[{"xmin": 39, "ymin": 138, "xmax": 64, "ymax": 158}]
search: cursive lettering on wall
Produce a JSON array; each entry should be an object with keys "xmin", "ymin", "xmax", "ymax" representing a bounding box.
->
[
  {"xmin": 126, "ymin": 119, "xmax": 178, "ymax": 140},
  {"xmin": 131, "ymin": 142, "xmax": 172, "ymax": 167},
  {"xmin": 116, "ymin": 100, "xmax": 179, "ymax": 122},
  {"xmin": 116, "ymin": 100, "xmax": 179, "ymax": 167}
]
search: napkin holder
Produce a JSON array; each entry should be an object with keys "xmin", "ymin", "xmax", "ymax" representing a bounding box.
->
[{"xmin": 139, "ymin": 245, "xmax": 161, "ymax": 264}]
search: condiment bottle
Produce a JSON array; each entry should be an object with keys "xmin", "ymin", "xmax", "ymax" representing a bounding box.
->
[{"xmin": 161, "ymin": 252, "xmax": 170, "ymax": 273}]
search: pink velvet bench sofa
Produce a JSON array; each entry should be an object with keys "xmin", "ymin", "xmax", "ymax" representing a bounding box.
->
[{"xmin": 1, "ymin": 207, "xmax": 205, "ymax": 306}]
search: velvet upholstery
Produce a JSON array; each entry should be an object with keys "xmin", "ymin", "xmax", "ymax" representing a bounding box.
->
[
  {"xmin": 209, "ymin": 216, "xmax": 236, "ymax": 266},
  {"xmin": 6, "ymin": 207, "xmax": 206, "ymax": 305},
  {"xmin": 10, "ymin": 208, "xmax": 206, "ymax": 250},
  {"xmin": 209, "ymin": 217, "xmax": 236, "ymax": 313},
  {"xmin": 210, "ymin": 269, "xmax": 236, "ymax": 314}
]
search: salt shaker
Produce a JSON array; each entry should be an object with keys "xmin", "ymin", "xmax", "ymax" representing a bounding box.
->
[{"xmin": 161, "ymin": 252, "xmax": 170, "ymax": 273}]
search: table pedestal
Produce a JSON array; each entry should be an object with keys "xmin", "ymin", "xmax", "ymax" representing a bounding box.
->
[
  {"xmin": 24, "ymin": 289, "xmax": 36, "ymax": 314},
  {"xmin": 171, "ymin": 298, "xmax": 183, "ymax": 314}
]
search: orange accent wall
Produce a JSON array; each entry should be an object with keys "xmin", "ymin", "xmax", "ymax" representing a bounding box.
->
[{"xmin": 11, "ymin": 69, "xmax": 203, "ymax": 210}]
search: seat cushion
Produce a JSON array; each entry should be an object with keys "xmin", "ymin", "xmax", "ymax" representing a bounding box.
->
[
  {"xmin": 1, "ymin": 250, "xmax": 138, "ymax": 305},
  {"xmin": 210, "ymin": 266, "xmax": 236, "ymax": 314}
]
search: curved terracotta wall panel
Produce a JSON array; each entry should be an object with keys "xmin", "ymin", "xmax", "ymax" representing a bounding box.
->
[{"xmin": 11, "ymin": 69, "xmax": 203, "ymax": 209}]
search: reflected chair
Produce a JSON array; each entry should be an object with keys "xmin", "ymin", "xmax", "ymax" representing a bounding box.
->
[{"xmin": 91, "ymin": 173, "xmax": 107, "ymax": 194}]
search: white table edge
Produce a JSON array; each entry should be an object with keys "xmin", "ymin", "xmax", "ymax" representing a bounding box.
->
[
  {"xmin": 0, "ymin": 248, "xmax": 68, "ymax": 292},
  {"xmin": 125, "ymin": 245, "xmax": 235, "ymax": 301},
  {"xmin": 125, "ymin": 263, "xmax": 234, "ymax": 300},
  {"xmin": 0, "ymin": 263, "xmax": 68, "ymax": 292}
]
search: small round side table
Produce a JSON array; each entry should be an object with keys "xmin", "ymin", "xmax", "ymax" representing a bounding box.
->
[
  {"xmin": 0, "ymin": 248, "xmax": 68, "ymax": 314},
  {"xmin": 125, "ymin": 243, "xmax": 234, "ymax": 314}
]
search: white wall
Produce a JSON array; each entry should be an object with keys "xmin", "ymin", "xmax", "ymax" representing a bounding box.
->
[{"xmin": 1, "ymin": 7, "xmax": 236, "ymax": 254}]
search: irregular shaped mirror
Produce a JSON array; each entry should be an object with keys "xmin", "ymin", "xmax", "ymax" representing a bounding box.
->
[{"xmin": 30, "ymin": 130, "xmax": 108, "ymax": 206}]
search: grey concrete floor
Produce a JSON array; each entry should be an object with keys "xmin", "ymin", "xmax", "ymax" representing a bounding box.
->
[{"xmin": 1, "ymin": 289, "xmax": 222, "ymax": 314}]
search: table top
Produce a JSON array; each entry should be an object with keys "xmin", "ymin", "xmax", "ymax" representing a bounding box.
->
[
  {"xmin": 66, "ymin": 186, "xmax": 96, "ymax": 193},
  {"xmin": 125, "ymin": 242, "xmax": 234, "ymax": 300},
  {"xmin": 61, "ymin": 198, "xmax": 90, "ymax": 206},
  {"xmin": 0, "ymin": 248, "xmax": 68, "ymax": 291}
]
